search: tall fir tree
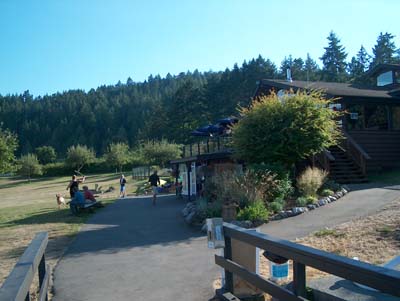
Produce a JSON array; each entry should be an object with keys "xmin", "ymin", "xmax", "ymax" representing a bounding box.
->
[
  {"xmin": 304, "ymin": 53, "xmax": 321, "ymax": 81},
  {"xmin": 320, "ymin": 31, "xmax": 348, "ymax": 82},
  {"xmin": 371, "ymin": 32, "xmax": 398, "ymax": 66},
  {"xmin": 347, "ymin": 45, "xmax": 371, "ymax": 83}
]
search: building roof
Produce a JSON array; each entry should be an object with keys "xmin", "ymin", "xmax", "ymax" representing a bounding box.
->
[
  {"xmin": 257, "ymin": 79, "xmax": 400, "ymax": 99},
  {"xmin": 367, "ymin": 63, "xmax": 400, "ymax": 77}
]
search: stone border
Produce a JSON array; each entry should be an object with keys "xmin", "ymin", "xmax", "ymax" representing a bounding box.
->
[
  {"xmin": 270, "ymin": 187, "xmax": 349, "ymax": 221},
  {"xmin": 182, "ymin": 187, "xmax": 350, "ymax": 230}
]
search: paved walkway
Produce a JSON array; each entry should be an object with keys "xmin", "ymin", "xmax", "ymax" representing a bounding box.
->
[
  {"xmin": 261, "ymin": 183, "xmax": 400, "ymax": 240},
  {"xmin": 53, "ymin": 195, "xmax": 218, "ymax": 301}
]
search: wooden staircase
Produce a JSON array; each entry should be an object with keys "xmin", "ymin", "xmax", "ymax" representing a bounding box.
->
[{"xmin": 328, "ymin": 145, "xmax": 368, "ymax": 184}]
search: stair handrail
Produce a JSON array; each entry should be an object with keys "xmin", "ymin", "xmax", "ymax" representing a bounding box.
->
[{"xmin": 342, "ymin": 131, "xmax": 371, "ymax": 176}]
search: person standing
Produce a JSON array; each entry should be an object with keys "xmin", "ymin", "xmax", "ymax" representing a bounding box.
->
[
  {"xmin": 148, "ymin": 170, "xmax": 160, "ymax": 205},
  {"xmin": 66, "ymin": 175, "xmax": 85, "ymax": 198},
  {"xmin": 119, "ymin": 174, "xmax": 127, "ymax": 198}
]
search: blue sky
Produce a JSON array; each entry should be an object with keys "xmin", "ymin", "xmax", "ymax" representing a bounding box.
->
[{"xmin": 0, "ymin": 0, "xmax": 399, "ymax": 96}]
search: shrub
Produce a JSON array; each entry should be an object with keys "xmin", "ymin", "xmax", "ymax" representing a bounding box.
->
[
  {"xmin": 296, "ymin": 196, "xmax": 317, "ymax": 206},
  {"xmin": 232, "ymin": 91, "xmax": 342, "ymax": 168},
  {"xmin": 17, "ymin": 154, "xmax": 43, "ymax": 180},
  {"xmin": 297, "ymin": 167, "xmax": 328, "ymax": 197},
  {"xmin": 269, "ymin": 201, "xmax": 283, "ymax": 213},
  {"xmin": 138, "ymin": 139, "xmax": 182, "ymax": 167},
  {"xmin": 237, "ymin": 201, "xmax": 269, "ymax": 222},
  {"xmin": 320, "ymin": 188, "xmax": 334, "ymax": 197},
  {"xmin": 66, "ymin": 145, "xmax": 95, "ymax": 171},
  {"xmin": 322, "ymin": 180, "xmax": 341, "ymax": 192},
  {"xmin": 104, "ymin": 142, "xmax": 130, "ymax": 172},
  {"xmin": 296, "ymin": 197, "xmax": 308, "ymax": 207},
  {"xmin": 35, "ymin": 146, "xmax": 57, "ymax": 165}
]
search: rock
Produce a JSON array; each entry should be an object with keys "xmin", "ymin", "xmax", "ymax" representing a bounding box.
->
[
  {"xmin": 184, "ymin": 211, "xmax": 196, "ymax": 224},
  {"xmin": 329, "ymin": 196, "xmax": 337, "ymax": 202},
  {"xmin": 292, "ymin": 207, "xmax": 306, "ymax": 215},
  {"xmin": 307, "ymin": 204, "xmax": 315, "ymax": 210},
  {"xmin": 318, "ymin": 199, "xmax": 326, "ymax": 206},
  {"xmin": 286, "ymin": 210, "xmax": 296, "ymax": 217},
  {"xmin": 182, "ymin": 207, "xmax": 190, "ymax": 217},
  {"xmin": 201, "ymin": 223, "xmax": 208, "ymax": 233}
]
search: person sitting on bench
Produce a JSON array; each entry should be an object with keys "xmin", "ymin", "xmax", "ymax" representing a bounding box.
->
[
  {"xmin": 71, "ymin": 186, "xmax": 92, "ymax": 206},
  {"xmin": 83, "ymin": 186, "xmax": 104, "ymax": 207}
]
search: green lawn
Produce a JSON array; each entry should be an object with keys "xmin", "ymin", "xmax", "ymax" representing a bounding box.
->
[{"xmin": 0, "ymin": 172, "xmax": 141, "ymax": 286}]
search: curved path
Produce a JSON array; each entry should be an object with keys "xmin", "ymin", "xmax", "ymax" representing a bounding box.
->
[
  {"xmin": 53, "ymin": 195, "xmax": 218, "ymax": 301},
  {"xmin": 261, "ymin": 183, "xmax": 400, "ymax": 240}
]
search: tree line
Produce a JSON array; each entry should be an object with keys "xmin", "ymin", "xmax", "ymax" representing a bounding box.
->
[{"xmin": 0, "ymin": 31, "xmax": 399, "ymax": 163}]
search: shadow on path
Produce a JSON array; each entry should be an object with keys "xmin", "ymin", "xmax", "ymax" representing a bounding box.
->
[{"xmin": 53, "ymin": 195, "xmax": 218, "ymax": 301}]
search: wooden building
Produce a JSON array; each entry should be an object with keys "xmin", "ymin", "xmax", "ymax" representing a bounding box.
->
[{"xmin": 254, "ymin": 64, "xmax": 400, "ymax": 183}]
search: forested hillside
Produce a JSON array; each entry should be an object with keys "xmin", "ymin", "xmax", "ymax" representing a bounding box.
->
[{"xmin": 0, "ymin": 31, "xmax": 399, "ymax": 156}]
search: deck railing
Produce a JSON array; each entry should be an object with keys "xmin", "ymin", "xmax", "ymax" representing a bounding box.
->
[
  {"xmin": 216, "ymin": 223, "xmax": 400, "ymax": 300},
  {"xmin": 182, "ymin": 137, "xmax": 232, "ymax": 158},
  {"xmin": 0, "ymin": 232, "xmax": 50, "ymax": 301},
  {"xmin": 341, "ymin": 131, "xmax": 371, "ymax": 176}
]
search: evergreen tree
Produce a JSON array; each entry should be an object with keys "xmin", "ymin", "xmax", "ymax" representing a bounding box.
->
[
  {"xmin": 304, "ymin": 53, "xmax": 321, "ymax": 81},
  {"xmin": 371, "ymin": 32, "xmax": 398, "ymax": 66},
  {"xmin": 320, "ymin": 31, "xmax": 348, "ymax": 82},
  {"xmin": 347, "ymin": 45, "xmax": 371, "ymax": 83}
]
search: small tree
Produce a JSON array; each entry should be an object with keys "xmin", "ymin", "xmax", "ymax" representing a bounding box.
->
[
  {"xmin": 232, "ymin": 91, "xmax": 342, "ymax": 168},
  {"xmin": 17, "ymin": 154, "xmax": 42, "ymax": 181},
  {"xmin": 139, "ymin": 140, "xmax": 182, "ymax": 167},
  {"xmin": 0, "ymin": 126, "xmax": 18, "ymax": 173},
  {"xmin": 105, "ymin": 142, "xmax": 130, "ymax": 172},
  {"xmin": 35, "ymin": 146, "xmax": 57, "ymax": 165},
  {"xmin": 65, "ymin": 145, "xmax": 95, "ymax": 172}
]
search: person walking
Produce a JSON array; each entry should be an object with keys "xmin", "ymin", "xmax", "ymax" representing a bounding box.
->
[
  {"xmin": 119, "ymin": 174, "xmax": 127, "ymax": 198},
  {"xmin": 148, "ymin": 170, "xmax": 160, "ymax": 205}
]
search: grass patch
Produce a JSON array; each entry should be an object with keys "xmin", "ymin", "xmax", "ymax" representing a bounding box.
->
[
  {"xmin": 0, "ymin": 173, "xmax": 139, "ymax": 286},
  {"xmin": 314, "ymin": 228, "xmax": 345, "ymax": 238}
]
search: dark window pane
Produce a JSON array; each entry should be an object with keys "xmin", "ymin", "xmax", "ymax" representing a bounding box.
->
[
  {"xmin": 365, "ymin": 105, "xmax": 388, "ymax": 130},
  {"xmin": 392, "ymin": 107, "xmax": 400, "ymax": 130}
]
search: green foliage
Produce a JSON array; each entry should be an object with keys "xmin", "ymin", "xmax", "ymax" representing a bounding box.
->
[
  {"xmin": 0, "ymin": 126, "xmax": 18, "ymax": 173},
  {"xmin": 233, "ymin": 91, "xmax": 341, "ymax": 168},
  {"xmin": 237, "ymin": 201, "xmax": 269, "ymax": 222},
  {"xmin": 321, "ymin": 180, "xmax": 341, "ymax": 192},
  {"xmin": 297, "ymin": 167, "xmax": 328, "ymax": 197},
  {"xmin": 320, "ymin": 188, "xmax": 334, "ymax": 197},
  {"xmin": 42, "ymin": 162, "xmax": 71, "ymax": 176},
  {"xmin": 17, "ymin": 154, "xmax": 43, "ymax": 180},
  {"xmin": 139, "ymin": 140, "xmax": 181, "ymax": 167},
  {"xmin": 296, "ymin": 196, "xmax": 316, "ymax": 206},
  {"xmin": 320, "ymin": 31, "xmax": 348, "ymax": 82},
  {"xmin": 269, "ymin": 201, "xmax": 283, "ymax": 213},
  {"xmin": 371, "ymin": 32, "xmax": 399, "ymax": 66},
  {"xmin": 65, "ymin": 145, "xmax": 95, "ymax": 171},
  {"xmin": 35, "ymin": 146, "xmax": 57, "ymax": 165},
  {"xmin": 104, "ymin": 142, "xmax": 130, "ymax": 172}
]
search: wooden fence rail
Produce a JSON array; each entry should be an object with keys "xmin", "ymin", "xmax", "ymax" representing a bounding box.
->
[
  {"xmin": 216, "ymin": 223, "xmax": 400, "ymax": 300},
  {"xmin": 0, "ymin": 232, "xmax": 49, "ymax": 301}
]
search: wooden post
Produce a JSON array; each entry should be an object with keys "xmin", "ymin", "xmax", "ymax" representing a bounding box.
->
[
  {"xmin": 207, "ymin": 139, "xmax": 210, "ymax": 153},
  {"xmin": 38, "ymin": 255, "xmax": 48, "ymax": 301},
  {"xmin": 224, "ymin": 236, "xmax": 234, "ymax": 293},
  {"xmin": 197, "ymin": 142, "xmax": 200, "ymax": 155},
  {"xmin": 293, "ymin": 261, "xmax": 306, "ymax": 297},
  {"xmin": 190, "ymin": 144, "xmax": 193, "ymax": 156}
]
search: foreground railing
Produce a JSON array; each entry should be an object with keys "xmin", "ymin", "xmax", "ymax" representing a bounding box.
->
[
  {"xmin": 0, "ymin": 232, "xmax": 50, "ymax": 301},
  {"xmin": 216, "ymin": 223, "xmax": 400, "ymax": 300}
]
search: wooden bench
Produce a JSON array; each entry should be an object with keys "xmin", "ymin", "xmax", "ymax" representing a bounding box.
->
[{"xmin": 70, "ymin": 201, "xmax": 99, "ymax": 215}]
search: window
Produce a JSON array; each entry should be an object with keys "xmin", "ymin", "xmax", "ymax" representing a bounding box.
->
[
  {"xmin": 394, "ymin": 71, "xmax": 400, "ymax": 84},
  {"xmin": 392, "ymin": 107, "xmax": 400, "ymax": 130},
  {"xmin": 346, "ymin": 105, "xmax": 364, "ymax": 130},
  {"xmin": 365, "ymin": 105, "xmax": 388, "ymax": 130},
  {"xmin": 377, "ymin": 71, "xmax": 393, "ymax": 86}
]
